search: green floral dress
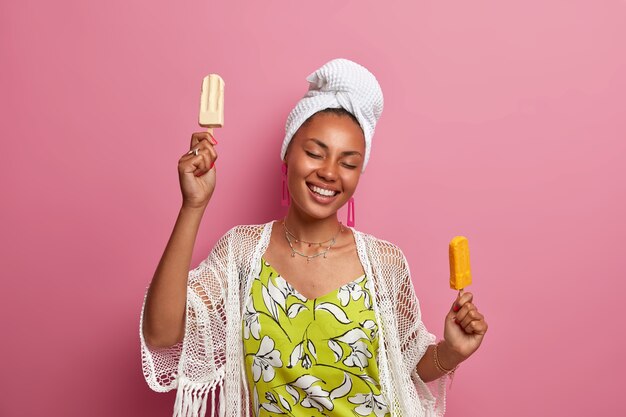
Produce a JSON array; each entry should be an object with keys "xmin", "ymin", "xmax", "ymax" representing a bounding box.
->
[{"xmin": 242, "ymin": 258, "xmax": 391, "ymax": 417}]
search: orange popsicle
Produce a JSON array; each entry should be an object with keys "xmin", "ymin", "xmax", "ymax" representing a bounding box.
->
[{"xmin": 449, "ymin": 236, "xmax": 472, "ymax": 291}]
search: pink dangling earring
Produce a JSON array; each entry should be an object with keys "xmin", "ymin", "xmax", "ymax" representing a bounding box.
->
[
  {"xmin": 347, "ymin": 197, "xmax": 355, "ymax": 227},
  {"xmin": 281, "ymin": 162, "xmax": 290, "ymax": 207}
]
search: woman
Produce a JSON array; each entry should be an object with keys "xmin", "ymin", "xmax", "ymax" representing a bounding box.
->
[{"xmin": 140, "ymin": 59, "xmax": 488, "ymax": 417}]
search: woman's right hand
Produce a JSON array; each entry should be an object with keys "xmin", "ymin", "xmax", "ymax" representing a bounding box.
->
[{"xmin": 178, "ymin": 131, "xmax": 218, "ymax": 209}]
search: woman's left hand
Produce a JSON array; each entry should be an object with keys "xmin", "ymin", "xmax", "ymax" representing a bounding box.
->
[{"xmin": 443, "ymin": 291, "xmax": 488, "ymax": 361}]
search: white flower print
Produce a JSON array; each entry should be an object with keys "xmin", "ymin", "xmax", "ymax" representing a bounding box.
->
[
  {"xmin": 262, "ymin": 274, "xmax": 308, "ymax": 321},
  {"xmin": 290, "ymin": 375, "xmax": 334, "ymax": 412},
  {"xmin": 243, "ymin": 296, "xmax": 261, "ymax": 340},
  {"xmin": 337, "ymin": 275, "xmax": 367, "ymax": 306},
  {"xmin": 252, "ymin": 336, "xmax": 283, "ymax": 382},
  {"xmin": 262, "ymin": 285, "xmax": 280, "ymax": 321},
  {"xmin": 260, "ymin": 391, "xmax": 286, "ymax": 414},
  {"xmin": 328, "ymin": 339, "xmax": 344, "ymax": 362},
  {"xmin": 274, "ymin": 276, "xmax": 307, "ymax": 302},
  {"xmin": 267, "ymin": 278, "xmax": 287, "ymax": 310},
  {"xmin": 315, "ymin": 302, "xmax": 352, "ymax": 324},
  {"xmin": 348, "ymin": 393, "xmax": 389, "ymax": 417},
  {"xmin": 330, "ymin": 373, "xmax": 352, "ymax": 400},
  {"xmin": 287, "ymin": 341, "xmax": 315, "ymax": 369},
  {"xmin": 360, "ymin": 319, "xmax": 378, "ymax": 340},
  {"xmin": 343, "ymin": 339, "xmax": 373, "ymax": 370},
  {"xmin": 301, "ymin": 384, "xmax": 334, "ymax": 412},
  {"xmin": 337, "ymin": 275, "xmax": 372, "ymax": 310},
  {"xmin": 334, "ymin": 328, "xmax": 372, "ymax": 370}
]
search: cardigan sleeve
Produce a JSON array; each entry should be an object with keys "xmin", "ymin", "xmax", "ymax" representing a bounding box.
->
[
  {"xmin": 394, "ymin": 246, "xmax": 448, "ymax": 416},
  {"xmin": 139, "ymin": 228, "xmax": 232, "ymax": 392}
]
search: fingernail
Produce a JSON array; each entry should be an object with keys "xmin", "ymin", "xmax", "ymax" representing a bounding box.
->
[
  {"xmin": 210, "ymin": 136, "xmax": 218, "ymax": 145},
  {"xmin": 453, "ymin": 305, "xmax": 460, "ymax": 312},
  {"xmin": 210, "ymin": 162, "xmax": 215, "ymax": 169}
]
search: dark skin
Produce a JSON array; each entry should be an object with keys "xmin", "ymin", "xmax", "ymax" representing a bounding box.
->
[
  {"xmin": 264, "ymin": 112, "xmax": 367, "ymax": 299},
  {"xmin": 142, "ymin": 111, "xmax": 487, "ymax": 384}
]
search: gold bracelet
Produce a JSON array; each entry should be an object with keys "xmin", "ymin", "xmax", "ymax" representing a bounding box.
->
[{"xmin": 433, "ymin": 342, "xmax": 458, "ymax": 375}]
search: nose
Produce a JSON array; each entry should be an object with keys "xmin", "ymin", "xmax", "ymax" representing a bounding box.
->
[{"xmin": 317, "ymin": 160, "xmax": 338, "ymax": 182}]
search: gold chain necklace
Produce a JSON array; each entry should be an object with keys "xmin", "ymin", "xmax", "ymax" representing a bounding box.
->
[{"xmin": 282, "ymin": 219, "xmax": 344, "ymax": 262}]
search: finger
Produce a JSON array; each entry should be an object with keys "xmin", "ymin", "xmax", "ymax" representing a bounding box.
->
[
  {"xmin": 190, "ymin": 132, "xmax": 218, "ymax": 149},
  {"xmin": 463, "ymin": 318, "xmax": 488, "ymax": 335},
  {"xmin": 198, "ymin": 146, "xmax": 217, "ymax": 175},
  {"xmin": 458, "ymin": 309, "xmax": 482, "ymax": 329},
  {"xmin": 191, "ymin": 136, "xmax": 217, "ymax": 158},
  {"xmin": 194, "ymin": 145, "xmax": 217, "ymax": 176},
  {"xmin": 194, "ymin": 150, "xmax": 211, "ymax": 176},
  {"xmin": 206, "ymin": 144, "xmax": 218, "ymax": 166},
  {"xmin": 451, "ymin": 293, "xmax": 462, "ymax": 312},
  {"xmin": 455, "ymin": 302, "xmax": 477, "ymax": 321},
  {"xmin": 452, "ymin": 291, "xmax": 474, "ymax": 312},
  {"xmin": 180, "ymin": 149, "xmax": 207, "ymax": 175},
  {"xmin": 183, "ymin": 138, "xmax": 218, "ymax": 170},
  {"xmin": 454, "ymin": 303, "xmax": 474, "ymax": 325},
  {"xmin": 459, "ymin": 291, "xmax": 474, "ymax": 306},
  {"xmin": 188, "ymin": 137, "xmax": 216, "ymax": 154}
]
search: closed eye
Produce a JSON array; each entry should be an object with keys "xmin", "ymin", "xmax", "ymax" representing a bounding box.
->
[{"xmin": 305, "ymin": 151, "xmax": 322, "ymax": 159}]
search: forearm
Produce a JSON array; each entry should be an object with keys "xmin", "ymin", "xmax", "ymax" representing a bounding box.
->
[
  {"xmin": 415, "ymin": 341, "xmax": 465, "ymax": 383},
  {"xmin": 142, "ymin": 204, "xmax": 207, "ymax": 348}
]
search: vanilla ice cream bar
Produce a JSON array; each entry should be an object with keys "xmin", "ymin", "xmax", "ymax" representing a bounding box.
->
[
  {"xmin": 449, "ymin": 236, "xmax": 472, "ymax": 290},
  {"xmin": 199, "ymin": 74, "xmax": 224, "ymax": 128}
]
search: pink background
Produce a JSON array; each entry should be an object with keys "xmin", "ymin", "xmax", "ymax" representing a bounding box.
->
[{"xmin": 1, "ymin": 0, "xmax": 625, "ymax": 416}]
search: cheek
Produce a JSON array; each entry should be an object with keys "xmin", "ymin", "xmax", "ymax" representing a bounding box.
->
[
  {"xmin": 286, "ymin": 156, "xmax": 316, "ymax": 178},
  {"xmin": 286, "ymin": 163, "xmax": 310, "ymax": 191},
  {"xmin": 342, "ymin": 171, "xmax": 361, "ymax": 191}
]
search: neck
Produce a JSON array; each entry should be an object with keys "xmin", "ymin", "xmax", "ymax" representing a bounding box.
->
[{"xmin": 283, "ymin": 208, "xmax": 343, "ymax": 242}]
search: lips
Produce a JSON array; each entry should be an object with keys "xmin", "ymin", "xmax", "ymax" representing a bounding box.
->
[
  {"xmin": 307, "ymin": 182, "xmax": 339, "ymax": 197},
  {"xmin": 306, "ymin": 182, "xmax": 340, "ymax": 204}
]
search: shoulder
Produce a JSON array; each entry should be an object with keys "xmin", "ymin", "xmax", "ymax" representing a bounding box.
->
[
  {"xmin": 353, "ymin": 229, "xmax": 414, "ymax": 293},
  {"xmin": 215, "ymin": 221, "xmax": 272, "ymax": 241},
  {"xmin": 352, "ymin": 228, "xmax": 408, "ymax": 265},
  {"xmin": 213, "ymin": 221, "xmax": 273, "ymax": 252},
  {"xmin": 223, "ymin": 223, "xmax": 268, "ymax": 239}
]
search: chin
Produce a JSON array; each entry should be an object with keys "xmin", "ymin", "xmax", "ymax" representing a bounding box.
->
[{"xmin": 292, "ymin": 191, "xmax": 351, "ymax": 220}]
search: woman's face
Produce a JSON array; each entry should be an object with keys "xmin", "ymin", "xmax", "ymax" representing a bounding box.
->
[{"xmin": 284, "ymin": 112, "xmax": 366, "ymax": 221}]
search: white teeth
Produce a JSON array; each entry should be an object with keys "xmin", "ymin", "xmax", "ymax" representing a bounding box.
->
[{"xmin": 310, "ymin": 185, "xmax": 336, "ymax": 197}]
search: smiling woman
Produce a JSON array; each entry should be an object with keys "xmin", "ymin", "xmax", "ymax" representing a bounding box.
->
[
  {"xmin": 140, "ymin": 58, "xmax": 488, "ymax": 417},
  {"xmin": 284, "ymin": 111, "xmax": 364, "ymax": 222}
]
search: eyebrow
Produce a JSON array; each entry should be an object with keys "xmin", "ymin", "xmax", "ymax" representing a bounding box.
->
[{"xmin": 307, "ymin": 138, "xmax": 363, "ymax": 157}]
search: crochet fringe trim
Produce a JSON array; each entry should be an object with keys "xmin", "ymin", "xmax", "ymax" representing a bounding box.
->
[{"xmin": 174, "ymin": 371, "xmax": 225, "ymax": 417}]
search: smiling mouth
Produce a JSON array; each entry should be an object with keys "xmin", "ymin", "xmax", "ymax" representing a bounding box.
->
[{"xmin": 307, "ymin": 183, "xmax": 340, "ymax": 197}]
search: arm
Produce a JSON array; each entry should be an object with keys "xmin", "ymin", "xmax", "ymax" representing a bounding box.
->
[
  {"xmin": 415, "ymin": 341, "xmax": 465, "ymax": 383},
  {"xmin": 416, "ymin": 291, "xmax": 488, "ymax": 382},
  {"xmin": 389, "ymin": 243, "xmax": 487, "ymax": 383},
  {"xmin": 142, "ymin": 131, "xmax": 218, "ymax": 348},
  {"xmin": 142, "ymin": 205, "xmax": 206, "ymax": 348}
]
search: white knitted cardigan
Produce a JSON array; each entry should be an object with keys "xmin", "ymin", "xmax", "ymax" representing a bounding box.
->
[{"xmin": 140, "ymin": 221, "xmax": 448, "ymax": 417}]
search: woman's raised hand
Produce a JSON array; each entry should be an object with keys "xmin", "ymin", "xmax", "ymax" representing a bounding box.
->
[
  {"xmin": 178, "ymin": 132, "xmax": 218, "ymax": 209},
  {"xmin": 442, "ymin": 291, "xmax": 488, "ymax": 362}
]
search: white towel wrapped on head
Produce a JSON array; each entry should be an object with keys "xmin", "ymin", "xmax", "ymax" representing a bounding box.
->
[{"xmin": 281, "ymin": 58, "xmax": 384, "ymax": 171}]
